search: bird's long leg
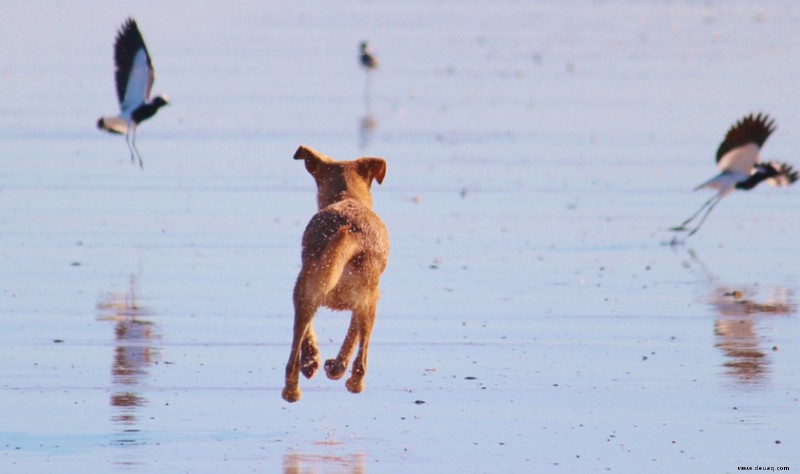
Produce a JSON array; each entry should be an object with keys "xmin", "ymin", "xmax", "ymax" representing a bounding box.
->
[
  {"xmin": 125, "ymin": 129, "xmax": 136, "ymax": 164},
  {"xmin": 131, "ymin": 127, "xmax": 144, "ymax": 169},
  {"xmin": 670, "ymin": 193, "xmax": 719, "ymax": 232},
  {"xmin": 687, "ymin": 194, "xmax": 723, "ymax": 237}
]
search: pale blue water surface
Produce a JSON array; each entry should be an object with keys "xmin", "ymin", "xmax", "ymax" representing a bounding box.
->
[{"xmin": 1, "ymin": 1, "xmax": 798, "ymax": 472}]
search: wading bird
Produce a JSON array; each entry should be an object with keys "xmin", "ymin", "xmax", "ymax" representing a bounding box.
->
[
  {"xmin": 359, "ymin": 41, "xmax": 378, "ymax": 71},
  {"xmin": 97, "ymin": 18, "xmax": 168, "ymax": 169},
  {"xmin": 671, "ymin": 113, "xmax": 798, "ymax": 237}
]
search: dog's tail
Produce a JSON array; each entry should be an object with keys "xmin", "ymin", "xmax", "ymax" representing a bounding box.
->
[{"xmin": 300, "ymin": 225, "xmax": 358, "ymax": 300}]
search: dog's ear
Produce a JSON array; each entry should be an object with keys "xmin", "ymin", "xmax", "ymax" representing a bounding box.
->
[
  {"xmin": 356, "ymin": 158, "xmax": 386, "ymax": 185},
  {"xmin": 294, "ymin": 145, "xmax": 332, "ymax": 176}
]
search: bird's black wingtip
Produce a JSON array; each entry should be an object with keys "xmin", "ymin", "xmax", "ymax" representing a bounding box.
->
[
  {"xmin": 115, "ymin": 17, "xmax": 142, "ymax": 42},
  {"xmin": 716, "ymin": 112, "xmax": 778, "ymax": 162},
  {"xmin": 749, "ymin": 112, "xmax": 776, "ymax": 132},
  {"xmin": 781, "ymin": 163, "xmax": 800, "ymax": 185}
]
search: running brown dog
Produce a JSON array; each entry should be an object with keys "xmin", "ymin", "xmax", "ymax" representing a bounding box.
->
[{"xmin": 282, "ymin": 145, "xmax": 389, "ymax": 403}]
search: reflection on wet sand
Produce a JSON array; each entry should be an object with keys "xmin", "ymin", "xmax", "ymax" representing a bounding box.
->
[
  {"xmin": 283, "ymin": 452, "xmax": 366, "ymax": 474},
  {"xmin": 96, "ymin": 274, "xmax": 160, "ymax": 442},
  {"xmin": 359, "ymin": 67, "xmax": 377, "ymax": 150},
  {"xmin": 712, "ymin": 287, "xmax": 793, "ymax": 385},
  {"xmin": 359, "ymin": 113, "xmax": 377, "ymax": 150},
  {"xmin": 680, "ymin": 249, "xmax": 794, "ymax": 387}
]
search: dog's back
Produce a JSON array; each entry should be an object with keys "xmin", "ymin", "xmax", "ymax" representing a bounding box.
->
[{"xmin": 300, "ymin": 200, "xmax": 388, "ymax": 310}]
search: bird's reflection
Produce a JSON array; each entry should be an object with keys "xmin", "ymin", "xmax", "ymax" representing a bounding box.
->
[
  {"xmin": 712, "ymin": 286, "xmax": 792, "ymax": 385},
  {"xmin": 283, "ymin": 451, "xmax": 366, "ymax": 474},
  {"xmin": 359, "ymin": 113, "xmax": 377, "ymax": 150},
  {"xmin": 359, "ymin": 80, "xmax": 377, "ymax": 149},
  {"xmin": 680, "ymin": 249, "xmax": 794, "ymax": 387},
  {"xmin": 96, "ymin": 274, "xmax": 159, "ymax": 438}
]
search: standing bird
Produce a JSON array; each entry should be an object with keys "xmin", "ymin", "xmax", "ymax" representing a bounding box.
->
[
  {"xmin": 671, "ymin": 113, "xmax": 798, "ymax": 236},
  {"xmin": 97, "ymin": 18, "xmax": 169, "ymax": 169},
  {"xmin": 359, "ymin": 41, "xmax": 378, "ymax": 71}
]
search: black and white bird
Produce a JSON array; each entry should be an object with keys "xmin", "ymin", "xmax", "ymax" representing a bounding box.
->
[
  {"xmin": 359, "ymin": 41, "xmax": 378, "ymax": 71},
  {"xmin": 97, "ymin": 18, "xmax": 168, "ymax": 168},
  {"xmin": 671, "ymin": 113, "xmax": 798, "ymax": 236}
]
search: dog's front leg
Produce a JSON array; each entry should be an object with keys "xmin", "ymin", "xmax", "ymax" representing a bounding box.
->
[
  {"xmin": 324, "ymin": 315, "xmax": 360, "ymax": 380},
  {"xmin": 345, "ymin": 302, "xmax": 377, "ymax": 394}
]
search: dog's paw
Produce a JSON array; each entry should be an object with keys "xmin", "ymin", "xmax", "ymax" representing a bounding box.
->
[
  {"xmin": 324, "ymin": 358, "xmax": 347, "ymax": 380},
  {"xmin": 345, "ymin": 377, "xmax": 364, "ymax": 394},
  {"xmin": 282, "ymin": 386, "xmax": 302, "ymax": 403},
  {"xmin": 301, "ymin": 357, "xmax": 319, "ymax": 379}
]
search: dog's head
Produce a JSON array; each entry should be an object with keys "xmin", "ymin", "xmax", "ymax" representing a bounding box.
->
[{"xmin": 294, "ymin": 145, "xmax": 386, "ymax": 209}]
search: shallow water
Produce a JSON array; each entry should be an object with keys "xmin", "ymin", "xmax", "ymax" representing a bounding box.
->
[{"xmin": 1, "ymin": 1, "xmax": 799, "ymax": 472}]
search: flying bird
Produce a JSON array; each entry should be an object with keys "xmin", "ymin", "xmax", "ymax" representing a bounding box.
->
[
  {"xmin": 671, "ymin": 113, "xmax": 798, "ymax": 236},
  {"xmin": 359, "ymin": 41, "xmax": 378, "ymax": 71},
  {"xmin": 97, "ymin": 18, "xmax": 168, "ymax": 168}
]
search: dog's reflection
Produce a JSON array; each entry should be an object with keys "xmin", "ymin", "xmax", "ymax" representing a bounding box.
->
[
  {"xmin": 96, "ymin": 274, "xmax": 159, "ymax": 428},
  {"xmin": 283, "ymin": 452, "xmax": 365, "ymax": 474}
]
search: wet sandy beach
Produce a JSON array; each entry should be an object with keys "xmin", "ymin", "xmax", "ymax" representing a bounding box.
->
[{"xmin": 1, "ymin": 1, "xmax": 799, "ymax": 472}]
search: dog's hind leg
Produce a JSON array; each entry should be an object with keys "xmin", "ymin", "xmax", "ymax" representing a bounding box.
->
[
  {"xmin": 300, "ymin": 323, "xmax": 320, "ymax": 379},
  {"xmin": 282, "ymin": 287, "xmax": 319, "ymax": 403},
  {"xmin": 283, "ymin": 227, "xmax": 354, "ymax": 402}
]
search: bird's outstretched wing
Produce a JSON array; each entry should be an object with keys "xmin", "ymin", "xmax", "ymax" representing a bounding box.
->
[
  {"xmin": 716, "ymin": 113, "xmax": 776, "ymax": 162},
  {"xmin": 113, "ymin": 18, "xmax": 155, "ymax": 114}
]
